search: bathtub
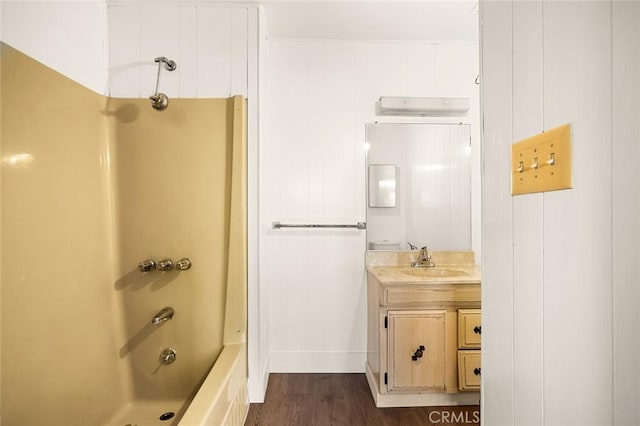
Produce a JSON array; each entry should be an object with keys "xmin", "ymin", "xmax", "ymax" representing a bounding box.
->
[{"xmin": 106, "ymin": 343, "xmax": 248, "ymax": 426}]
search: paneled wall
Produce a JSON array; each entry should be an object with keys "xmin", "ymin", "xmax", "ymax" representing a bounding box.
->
[
  {"xmin": 108, "ymin": 3, "xmax": 256, "ymax": 98},
  {"xmin": 611, "ymin": 3, "xmax": 640, "ymax": 423},
  {"xmin": 1, "ymin": 1, "xmax": 108, "ymax": 94},
  {"xmin": 262, "ymin": 39, "xmax": 479, "ymax": 372},
  {"xmin": 481, "ymin": 1, "xmax": 640, "ymax": 424},
  {"xmin": 1, "ymin": 2, "xmax": 258, "ymax": 99}
]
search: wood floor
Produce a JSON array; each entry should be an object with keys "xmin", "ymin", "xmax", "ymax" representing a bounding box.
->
[{"xmin": 244, "ymin": 374, "xmax": 480, "ymax": 426}]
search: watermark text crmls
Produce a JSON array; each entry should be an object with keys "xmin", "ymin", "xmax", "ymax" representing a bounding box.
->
[{"xmin": 428, "ymin": 409, "xmax": 480, "ymax": 424}]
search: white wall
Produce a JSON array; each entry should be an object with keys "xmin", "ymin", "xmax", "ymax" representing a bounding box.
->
[
  {"xmin": 107, "ymin": 3, "xmax": 254, "ymax": 98},
  {"xmin": 611, "ymin": 3, "xmax": 640, "ymax": 423},
  {"xmin": 262, "ymin": 38, "xmax": 479, "ymax": 372},
  {"xmin": 481, "ymin": 1, "xmax": 640, "ymax": 424},
  {"xmin": 247, "ymin": 5, "xmax": 269, "ymax": 404},
  {"xmin": 1, "ymin": 1, "xmax": 108, "ymax": 94},
  {"xmin": 0, "ymin": 1, "xmax": 257, "ymax": 98}
]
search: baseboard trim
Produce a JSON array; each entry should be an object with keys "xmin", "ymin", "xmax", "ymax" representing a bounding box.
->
[
  {"xmin": 247, "ymin": 357, "xmax": 270, "ymax": 403},
  {"xmin": 365, "ymin": 361, "xmax": 480, "ymax": 408},
  {"xmin": 269, "ymin": 351, "xmax": 366, "ymax": 373}
]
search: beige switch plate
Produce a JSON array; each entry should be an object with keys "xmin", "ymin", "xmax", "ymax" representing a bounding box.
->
[{"xmin": 511, "ymin": 123, "xmax": 573, "ymax": 195}]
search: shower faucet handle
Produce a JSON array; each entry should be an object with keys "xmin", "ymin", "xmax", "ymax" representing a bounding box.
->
[
  {"xmin": 138, "ymin": 259, "xmax": 156, "ymax": 272},
  {"xmin": 176, "ymin": 258, "xmax": 192, "ymax": 271},
  {"xmin": 157, "ymin": 258, "xmax": 174, "ymax": 271}
]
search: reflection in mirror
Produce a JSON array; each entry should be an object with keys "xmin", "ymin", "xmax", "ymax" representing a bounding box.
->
[
  {"xmin": 368, "ymin": 164, "xmax": 397, "ymax": 208},
  {"xmin": 366, "ymin": 123, "xmax": 471, "ymax": 251}
]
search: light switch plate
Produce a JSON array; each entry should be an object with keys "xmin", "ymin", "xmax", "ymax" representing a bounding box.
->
[{"xmin": 511, "ymin": 123, "xmax": 573, "ymax": 195}]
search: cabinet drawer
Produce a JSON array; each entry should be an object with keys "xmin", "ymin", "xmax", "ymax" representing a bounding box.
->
[
  {"xmin": 458, "ymin": 309, "xmax": 481, "ymax": 349},
  {"xmin": 385, "ymin": 286, "xmax": 481, "ymax": 306},
  {"xmin": 457, "ymin": 350, "xmax": 481, "ymax": 391}
]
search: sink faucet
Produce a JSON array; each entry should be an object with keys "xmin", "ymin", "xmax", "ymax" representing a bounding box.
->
[
  {"xmin": 407, "ymin": 242, "xmax": 418, "ymax": 250},
  {"xmin": 411, "ymin": 246, "xmax": 435, "ymax": 268}
]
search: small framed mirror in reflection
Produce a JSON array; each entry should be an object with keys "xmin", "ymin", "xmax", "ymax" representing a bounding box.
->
[{"xmin": 368, "ymin": 164, "xmax": 397, "ymax": 208}]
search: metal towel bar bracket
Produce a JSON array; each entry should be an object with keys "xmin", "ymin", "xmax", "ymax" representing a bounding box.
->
[{"xmin": 272, "ymin": 221, "xmax": 366, "ymax": 230}]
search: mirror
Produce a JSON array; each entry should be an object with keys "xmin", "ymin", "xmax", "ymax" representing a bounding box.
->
[
  {"xmin": 366, "ymin": 122, "xmax": 471, "ymax": 251},
  {"xmin": 368, "ymin": 164, "xmax": 397, "ymax": 208}
]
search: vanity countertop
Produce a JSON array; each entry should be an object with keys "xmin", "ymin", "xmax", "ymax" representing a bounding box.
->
[
  {"xmin": 365, "ymin": 250, "xmax": 481, "ymax": 285},
  {"xmin": 367, "ymin": 264, "xmax": 481, "ymax": 285}
]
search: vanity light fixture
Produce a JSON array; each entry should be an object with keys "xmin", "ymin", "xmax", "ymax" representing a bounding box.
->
[{"xmin": 376, "ymin": 96, "xmax": 469, "ymax": 117}]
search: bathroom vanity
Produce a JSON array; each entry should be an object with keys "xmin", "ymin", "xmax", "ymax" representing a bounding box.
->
[{"xmin": 365, "ymin": 250, "xmax": 481, "ymax": 407}]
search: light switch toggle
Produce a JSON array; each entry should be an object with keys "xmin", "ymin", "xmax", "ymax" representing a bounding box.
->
[
  {"xmin": 517, "ymin": 161, "xmax": 524, "ymax": 173},
  {"xmin": 546, "ymin": 153, "xmax": 555, "ymax": 166},
  {"xmin": 531, "ymin": 157, "xmax": 539, "ymax": 170}
]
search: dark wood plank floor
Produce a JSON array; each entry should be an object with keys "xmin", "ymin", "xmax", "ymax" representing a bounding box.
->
[{"xmin": 244, "ymin": 374, "xmax": 480, "ymax": 426}]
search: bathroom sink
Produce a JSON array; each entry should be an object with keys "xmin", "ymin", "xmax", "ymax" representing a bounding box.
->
[{"xmin": 400, "ymin": 267, "xmax": 468, "ymax": 278}]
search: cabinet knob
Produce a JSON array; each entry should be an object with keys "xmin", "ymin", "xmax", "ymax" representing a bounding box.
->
[
  {"xmin": 411, "ymin": 345, "xmax": 425, "ymax": 361},
  {"xmin": 473, "ymin": 326, "xmax": 482, "ymax": 334},
  {"xmin": 473, "ymin": 367, "xmax": 481, "ymax": 376}
]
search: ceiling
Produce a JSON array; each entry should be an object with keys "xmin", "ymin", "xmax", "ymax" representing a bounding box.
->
[{"xmin": 261, "ymin": 1, "xmax": 479, "ymax": 41}]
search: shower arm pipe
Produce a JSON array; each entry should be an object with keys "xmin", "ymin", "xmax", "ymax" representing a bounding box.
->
[{"xmin": 152, "ymin": 56, "xmax": 177, "ymax": 97}]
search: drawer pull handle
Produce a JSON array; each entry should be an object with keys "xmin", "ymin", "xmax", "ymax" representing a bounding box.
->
[
  {"xmin": 473, "ymin": 368, "xmax": 481, "ymax": 376},
  {"xmin": 411, "ymin": 345, "xmax": 425, "ymax": 361},
  {"xmin": 473, "ymin": 326, "xmax": 482, "ymax": 334}
]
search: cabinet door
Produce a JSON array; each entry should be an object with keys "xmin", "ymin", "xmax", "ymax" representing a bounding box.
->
[
  {"xmin": 457, "ymin": 350, "xmax": 481, "ymax": 391},
  {"xmin": 387, "ymin": 310, "xmax": 446, "ymax": 392}
]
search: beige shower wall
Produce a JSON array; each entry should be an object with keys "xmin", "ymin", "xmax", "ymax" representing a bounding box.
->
[
  {"xmin": 1, "ymin": 42, "xmax": 243, "ymax": 423},
  {"xmin": 1, "ymin": 43, "xmax": 123, "ymax": 424},
  {"xmin": 107, "ymin": 95, "xmax": 235, "ymax": 399}
]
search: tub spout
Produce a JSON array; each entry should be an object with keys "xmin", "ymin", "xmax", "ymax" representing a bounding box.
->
[{"xmin": 152, "ymin": 307, "xmax": 174, "ymax": 325}]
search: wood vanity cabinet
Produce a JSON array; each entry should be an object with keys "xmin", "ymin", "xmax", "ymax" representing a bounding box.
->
[{"xmin": 366, "ymin": 267, "xmax": 481, "ymax": 407}]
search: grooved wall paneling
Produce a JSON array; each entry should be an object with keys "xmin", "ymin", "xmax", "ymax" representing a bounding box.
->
[
  {"xmin": 264, "ymin": 39, "xmax": 479, "ymax": 372},
  {"xmin": 109, "ymin": 4, "xmax": 251, "ymax": 98},
  {"xmin": 481, "ymin": 0, "xmax": 640, "ymax": 424},
  {"xmin": 479, "ymin": 1, "xmax": 515, "ymax": 424},
  {"xmin": 511, "ymin": 2, "xmax": 544, "ymax": 425},
  {"xmin": 2, "ymin": 1, "xmax": 108, "ymax": 94},
  {"xmin": 542, "ymin": 3, "xmax": 612, "ymax": 424},
  {"xmin": 612, "ymin": 2, "xmax": 640, "ymax": 424}
]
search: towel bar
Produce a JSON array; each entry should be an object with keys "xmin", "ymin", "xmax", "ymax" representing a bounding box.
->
[{"xmin": 272, "ymin": 221, "xmax": 366, "ymax": 230}]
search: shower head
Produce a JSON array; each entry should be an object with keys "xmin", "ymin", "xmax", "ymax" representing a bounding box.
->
[
  {"xmin": 155, "ymin": 56, "xmax": 177, "ymax": 71},
  {"xmin": 150, "ymin": 93, "xmax": 169, "ymax": 111}
]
